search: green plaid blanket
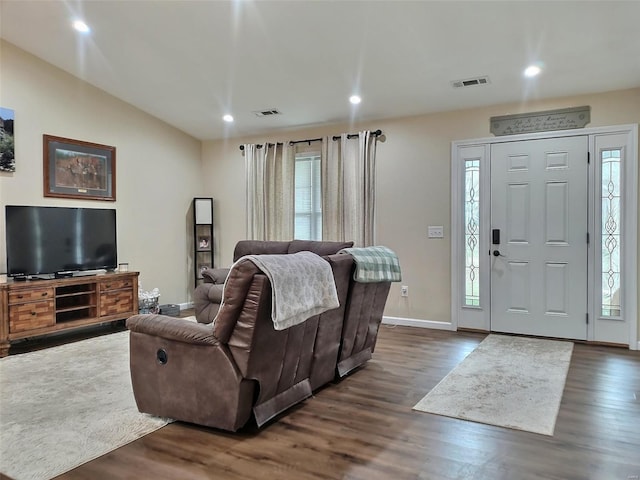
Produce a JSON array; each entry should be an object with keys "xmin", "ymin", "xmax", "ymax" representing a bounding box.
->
[{"xmin": 339, "ymin": 246, "xmax": 402, "ymax": 283}]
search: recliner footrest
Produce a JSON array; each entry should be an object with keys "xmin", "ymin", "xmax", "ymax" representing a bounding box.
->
[
  {"xmin": 253, "ymin": 379, "xmax": 312, "ymax": 427},
  {"xmin": 337, "ymin": 348, "xmax": 372, "ymax": 377}
]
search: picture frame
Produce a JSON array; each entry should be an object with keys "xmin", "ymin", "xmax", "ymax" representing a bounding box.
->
[
  {"xmin": 0, "ymin": 107, "xmax": 15, "ymax": 173},
  {"xmin": 194, "ymin": 197, "xmax": 213, "ymax": 224},
  {"xmin": 43, "ymin": 134, "xmax": 116, "ymax": 201},
  {"xmin": 197, "ymin": 263, "xmax": 211, "ymax": 278},
  {"xmin": 197, "ymin": 235, "xmax": 211, "ymax": 251}
]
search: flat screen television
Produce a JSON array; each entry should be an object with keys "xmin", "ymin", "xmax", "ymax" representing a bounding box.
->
[{"xmin": 5, "ymin": 205, "xmax": 117, "ymax": 278}]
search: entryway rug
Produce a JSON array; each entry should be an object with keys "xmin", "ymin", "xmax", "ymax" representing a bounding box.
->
[
  {"xmin": 412, "ymin": 334, "xmax": 573, "ymax": 436},
  {"xmin": 0, "ymin": 331, "xmax": 171, "ymax": 480}
]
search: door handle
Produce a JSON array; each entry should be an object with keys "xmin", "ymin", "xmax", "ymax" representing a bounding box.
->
[{"xmin": 492, "ymin": 250, "xmax": 506, "ymax": 257}]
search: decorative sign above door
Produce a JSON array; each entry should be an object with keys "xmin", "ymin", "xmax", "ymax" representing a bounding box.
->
[{"xmin": 490, "ymin": 106, "xmax": 591, "ymax": 136}]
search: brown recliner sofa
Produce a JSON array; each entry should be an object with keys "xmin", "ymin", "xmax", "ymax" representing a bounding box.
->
[
  {"xmin": 195, "ymin": 239, "xmax": 394, "ymax": 381},
  {"xmin": 127, "ymin": 241, "xmax": 353, "ymax": 431},
  {"xmin": 194, "ymin": 239, "xmax": 357, "ymax": 391}
]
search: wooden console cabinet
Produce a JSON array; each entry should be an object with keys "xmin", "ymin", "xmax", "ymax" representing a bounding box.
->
[{"xmin": 0, "ymin": 271, "xmax": 139, "ymax": 357}]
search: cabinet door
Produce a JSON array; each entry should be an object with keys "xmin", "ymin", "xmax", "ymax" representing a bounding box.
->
[
  {"xmin": 100, "ymin": 290, "xmax": 134, "ymax": 317},
  {"xmin": 9, "ymin": 300, "xmax": 55, "ymax": 332}
]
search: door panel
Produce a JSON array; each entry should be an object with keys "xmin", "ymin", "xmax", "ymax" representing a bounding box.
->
[
  {"xmin": 507, "ymin": 261, "xmax": 530, "ymax": 313},
  {"xmin": 491, "ymin": 136, "xmax": 588, "ymax": 340},
  {"xmin": 507, "ymin": 183, "xmax": 530, "ymax": 243},
  {"xmin": 545, "ymin": 182, "xmax": 569, "ymax": 243},
  {"xmin": 544, "ymin": 262, "xmax": 568, "ymax": 314}
]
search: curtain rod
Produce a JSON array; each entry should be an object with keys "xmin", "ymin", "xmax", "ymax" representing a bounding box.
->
[
  {"xmin": 238, "ymin": 129, "xmax": 382, "ymax": 151},
  {"xmin": 332, "ymin": 129, "xmax": 382, "ymax": 141}
]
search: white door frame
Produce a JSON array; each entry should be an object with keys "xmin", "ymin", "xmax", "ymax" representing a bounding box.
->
[{"xmin": 451, "ymin": 124, "xmax": 638, "ymax": 349}]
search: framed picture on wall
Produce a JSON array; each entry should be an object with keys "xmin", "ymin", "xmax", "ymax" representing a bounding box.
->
[
  {"xmin": 197, "ymin": 263, "xmax": 211, "ymax": 278},
  {"xmin": 197, "ymin": 235, "xmax": 211, "ymax": 251},
  {"xmin": 43, "ymin": 134, "xmax": 116, "ymax": 201},
  {"xmin": 0, "ymin": 107, "xmax": 15, "ymax": 173}
]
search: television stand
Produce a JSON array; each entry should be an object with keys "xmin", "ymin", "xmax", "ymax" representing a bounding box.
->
[{"xmin": 0, "ymin": 271, "xmax": 139, "ymax": 357}]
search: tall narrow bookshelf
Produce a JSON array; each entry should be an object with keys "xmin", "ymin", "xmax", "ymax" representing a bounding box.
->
[{"xmin": 193, "ymin": 198, "xmax": 213, "ymax": 287}]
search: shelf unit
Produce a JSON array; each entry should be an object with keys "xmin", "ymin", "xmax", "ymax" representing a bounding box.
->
[
  {"xmin": 56, "ymin": 283, "xmax": 97, "ymax": 322},
  {"xmin": 193, "ymin": 197, "xmax": 214, "ymax": 286},
  {"xmin": 0, "ymin": 271, "xmax": 139, "ymax": 357}
]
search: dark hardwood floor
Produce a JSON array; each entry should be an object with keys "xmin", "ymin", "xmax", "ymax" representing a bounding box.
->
[{"xmin": 10, "ymin": 316, "xmax": 640, "ymax": 480}]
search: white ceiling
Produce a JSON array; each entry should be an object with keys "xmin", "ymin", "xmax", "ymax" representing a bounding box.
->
[{"xmin": 1, "ymin": 1, "xmax": 639, "ymax": 141}]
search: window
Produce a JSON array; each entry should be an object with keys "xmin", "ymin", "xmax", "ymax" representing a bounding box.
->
[
  {"xmin": 294, "ymin": 153, "xmax": 322, "ymax": 240},
  {"xmin": 601, "ymin": 148, "xmax": 622, "ymax": 317},
  {"xmin": 464, "ymin": 158, "xmax": 480, "ymax": 306}
]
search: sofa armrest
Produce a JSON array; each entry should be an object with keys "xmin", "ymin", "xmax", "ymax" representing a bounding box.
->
[
  {"xmin": 127, "ymin": 314, "xmax": 219, "ymax": 346},
  {"xmin": 195, "ymin": 282, "xmax": 223, "ymax": 304},
  {"xmin": 194, "ymin": 283, "xmax": 223, "ymax": 324},
  {"xmin": 201, "ymin": 267, "xmax": 230, "ymax": 284}
]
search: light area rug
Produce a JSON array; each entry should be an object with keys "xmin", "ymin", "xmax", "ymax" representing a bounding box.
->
[
  {"xmin": 0, "ymin": 330, "xmax": 171, "ymax": 480},
  {"xmin": 413, "ymin": 334, "xmax": 573, "ymax": 436}
]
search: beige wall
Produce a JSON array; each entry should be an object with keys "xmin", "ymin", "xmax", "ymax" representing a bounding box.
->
[
  {"xmin": 0, "ymin": 41, "xmax": 203, "ymax": 304},
  {"xmin": 202, "ymin": 88, "xmax": 640, "ymax": 329},
  {"xmin": 2, "ymin": 38, "xmax": 638, "ymax": 337}
]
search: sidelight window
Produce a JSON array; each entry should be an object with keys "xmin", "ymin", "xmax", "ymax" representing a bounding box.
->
[
  {"xmin": 601, "ymin": 149, "xmax": 622, "ymax": 317},
  {"xmin": 464, "ymin": 159, "xmax": 480, "ymax": 306}
]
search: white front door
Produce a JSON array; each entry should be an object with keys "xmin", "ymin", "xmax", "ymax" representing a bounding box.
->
[{"xmin": 490, "ymin": 136, "xmax": 588, "ymax": 340}]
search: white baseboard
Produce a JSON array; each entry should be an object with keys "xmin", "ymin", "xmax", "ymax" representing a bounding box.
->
[
  {"xmin": 635, "ymin": 340, "xmax": 640, "ymax": 351},
  {"xmin": 382, "ymin": 316, "xmax": 455, "ymax": 331}
]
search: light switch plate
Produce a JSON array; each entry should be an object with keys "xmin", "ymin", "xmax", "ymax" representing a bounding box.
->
[{"xmin": 428, "ymin": 226, "xmax": 444, "ymax": 238}]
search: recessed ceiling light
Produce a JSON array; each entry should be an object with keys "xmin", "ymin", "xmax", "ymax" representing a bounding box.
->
[
  {"xmin": 73, "ymin": 20, "xmax": 90, "ymax": 34},
  {"xmin": 524, "ymin": 65, "xmax": 542, "ymax": 78},
  {"xmin": 223, "ymin": 114, "xmax": 234, "ymax": 123},
  {"xmin": 349, "ymin": 95, "xmax": 362, "ymax": 105}
]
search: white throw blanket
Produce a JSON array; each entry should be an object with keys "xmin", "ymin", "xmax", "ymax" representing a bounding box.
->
[{"xmin": 240, "ymin": 251, "xmax": 339, "ymax": 330}]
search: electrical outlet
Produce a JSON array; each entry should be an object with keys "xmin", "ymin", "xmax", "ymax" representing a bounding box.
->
[{"xmin": 401, "ymin": 285, "xmax": 409, "ymax": 297}]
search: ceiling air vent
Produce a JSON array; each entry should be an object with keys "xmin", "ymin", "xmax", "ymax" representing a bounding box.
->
[
  {"xmin": 451, "ymin": 76, "xmax": 491, "ymax": 89},
  {"xmin": 253, "ymin": 109, "xmax": 282, "ymax": 117}
]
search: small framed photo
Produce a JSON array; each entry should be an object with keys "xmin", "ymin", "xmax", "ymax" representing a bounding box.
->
[
  {"xmin": 43, "ymin": 134, "xmax": 116, "ymax": 201},
  {"xmin": 197, "ymin": 263, "xmax": 211, "ymax": 278},
  {"xmin": 197, "ymin": 235, "xmax": 211, "ymax": 251}
]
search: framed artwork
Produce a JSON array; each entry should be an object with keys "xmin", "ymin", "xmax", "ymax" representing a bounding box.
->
[
  {"xmin": 43, "ymin": 134, "xmax": 116, "ymax": 201},
  {"xmin": 197, "ymin": 235, "xmax": 211, "ymax": 251},
  {"xmin": 197, "ymin": 263, "xmax": 211, "ymax": 278},
  {"xmin": 194, "ymin": 197, "xmax": 213, "ymax": 224},
  {"xmin": 0, "ymin": 107, "xmax": 15, "ymax": 173}
]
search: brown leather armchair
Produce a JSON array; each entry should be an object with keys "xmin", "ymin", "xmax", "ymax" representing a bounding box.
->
[{"xmin": 127, "ymin": 249, "xmax": 353, "ymax": 431}]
